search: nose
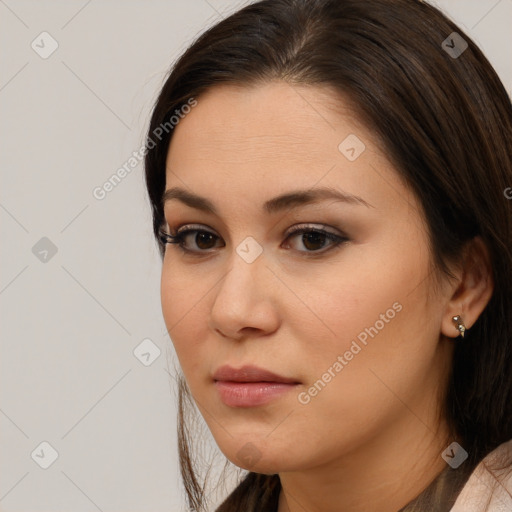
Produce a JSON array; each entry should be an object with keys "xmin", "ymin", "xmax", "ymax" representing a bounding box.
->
[{"xmin": 208, "ymin": 248, "xmax": 281, "ymax": 341}]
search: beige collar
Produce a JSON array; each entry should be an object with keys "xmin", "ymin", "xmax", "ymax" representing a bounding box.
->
[{"xmin": 450, "ymin": 439, "xmax": 512, "ymax": 511}]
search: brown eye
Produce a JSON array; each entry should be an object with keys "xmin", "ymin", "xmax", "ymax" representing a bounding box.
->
[
  {"xmin": 283, "ymin": 225, "xmax": 348, "ymax": 254},
  {"xmin": 190, "ymin": 231, "xmax": 218, "ymax": 250},
  {"xmin": 163, "ymin": 223, "xmax": 347, "ymax": 257},
  {"xmin": 301, "ymin": 231, "xmax": 330, "ymax": 251},
  {"xmin": 173, "ymin": 228, "xmax": 222, "ymax": 252}
]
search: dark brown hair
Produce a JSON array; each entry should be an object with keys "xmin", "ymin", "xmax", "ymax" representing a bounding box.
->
[{"xmin": 144, "ymin": 0, "xmax": 512, "ymax": 510}]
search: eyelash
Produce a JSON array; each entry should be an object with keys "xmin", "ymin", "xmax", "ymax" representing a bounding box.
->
[{"xmin": 158, "ymin": 223, "xmax": 348, "ymax": 257}]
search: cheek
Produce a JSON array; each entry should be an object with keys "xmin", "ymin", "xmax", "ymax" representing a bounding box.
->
[
  {"xmin": 160, "ymin": 263, "xmax": 211, "ymax": 378},
  {"xmin": 297, "ymin": 247, "xmax": 438, "ymax": 412},
  {"xmin": 295, "ymin": 245, "xmax": 422, "ymax": 355},
  {"xmin": 294, "ymin": 235, "xmax": 433, "ymax": 396}
]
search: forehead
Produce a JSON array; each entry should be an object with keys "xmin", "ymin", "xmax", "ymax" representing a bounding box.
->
[
  {"xmin": 167, "ymin": 81, "xmax": 368, "ymax": 164},
  {"xmin": 164, "ymin": 81, "xmax": 415, "ymax": 218}
]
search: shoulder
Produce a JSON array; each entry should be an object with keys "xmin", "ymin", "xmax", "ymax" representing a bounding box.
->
[{"xmin": 450, "ymin": 439, "xmax": 512, "ymax": 512}]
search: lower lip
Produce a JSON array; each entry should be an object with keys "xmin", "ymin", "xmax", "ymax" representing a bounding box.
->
[{"xmin": 214, "ymin": 381, "xmax": 299, "ymax": 407}]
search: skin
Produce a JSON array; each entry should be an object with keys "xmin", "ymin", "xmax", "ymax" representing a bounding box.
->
[{"xmin": 160, "ymin": 81, "xmax": 493, "ymax": 512}]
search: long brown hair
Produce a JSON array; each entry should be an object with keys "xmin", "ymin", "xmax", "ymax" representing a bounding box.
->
[{"xmin": 144, "ymin": 0, "xmax": 512, "ymax": 510}]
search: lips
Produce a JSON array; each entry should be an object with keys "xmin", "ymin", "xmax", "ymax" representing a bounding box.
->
[
  {"xmin": 212, "ymin": 365, "xmax": 300, "ymax": 407},
  {"xmin": 212, "ymin": 364, "xmax": 300, "ymax": 384}
]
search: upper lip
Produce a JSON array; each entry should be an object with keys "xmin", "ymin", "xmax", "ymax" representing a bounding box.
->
[{"xmin": 213, "ymin": 365, "xmax": 300, "ymax": 384}]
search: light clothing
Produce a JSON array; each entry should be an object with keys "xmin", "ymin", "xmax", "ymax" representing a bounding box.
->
[{"xmin": 451, "ymin": 439, "xmax": 512, "ymax": 511}]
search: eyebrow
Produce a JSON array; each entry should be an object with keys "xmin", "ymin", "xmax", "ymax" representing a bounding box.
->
[{"xmin": 162, "ymin": 186, "xmax": 373, "ymax": 214}]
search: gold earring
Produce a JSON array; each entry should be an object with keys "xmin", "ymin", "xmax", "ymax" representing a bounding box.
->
[{"xmin": 452, "ymin": 315, "xmax": 466, "ymax": 338}]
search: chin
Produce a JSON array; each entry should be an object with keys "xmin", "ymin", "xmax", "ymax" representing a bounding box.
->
[{"xmin": 218, "ymin": 439, "xmax": 300, "ymax": 474}]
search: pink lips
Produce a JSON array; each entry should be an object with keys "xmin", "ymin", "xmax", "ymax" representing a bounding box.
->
[{"xmin": 212, "ymin": 365, "xmax": 300, "ymax": 407}]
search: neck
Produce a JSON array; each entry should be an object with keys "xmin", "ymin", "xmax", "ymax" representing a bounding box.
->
[{"xmin": 277, "ymin": 405, "xmax": 453, "ymax": 512}]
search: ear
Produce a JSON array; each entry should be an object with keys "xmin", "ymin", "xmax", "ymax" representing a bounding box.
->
[{"xmin": 440, "ymin": 236, "xmax": 494, "ymax": 339}]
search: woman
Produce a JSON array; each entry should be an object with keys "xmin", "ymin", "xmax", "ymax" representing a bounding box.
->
[{"xmin": 144, "ymin": 0, "xmax": 512, "ymax": 510}]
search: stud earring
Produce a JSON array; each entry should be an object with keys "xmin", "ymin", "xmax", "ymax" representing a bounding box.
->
[{"xmin": 452, "ymin": 315, "xmax": 466, "ymax": 338}]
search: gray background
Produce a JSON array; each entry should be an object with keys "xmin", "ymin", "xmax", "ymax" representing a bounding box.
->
[{"xmin": 1, "ymin": 1, "xmax": 511, "ymax": 511}]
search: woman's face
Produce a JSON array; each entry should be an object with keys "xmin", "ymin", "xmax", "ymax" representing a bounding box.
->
[{"xmin": 161, "ymin": 81, "xmax": 454, "ymax": 474}]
